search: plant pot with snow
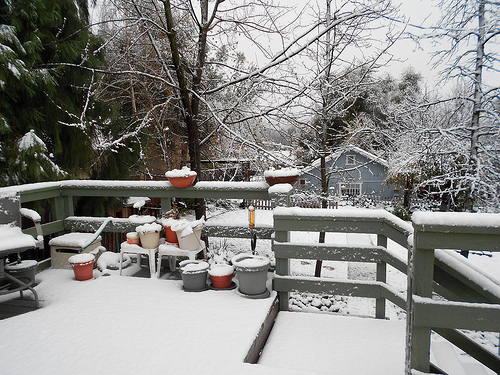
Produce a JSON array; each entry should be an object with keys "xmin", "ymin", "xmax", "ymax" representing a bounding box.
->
[
  {"xmin": 126, "ymin": 232, "xmax": 140, "ymax": 245},
  {"xmin": 232, "ymin": 253, "xmax": 270, "ymax": 298},
  {"xmin": 171, "ymin": 218, "xmax": 205, "ymax": 251},
  {"xmin": 5, "ymin": 260, "xmax": 38, "ymax": 288},
  {"xmin": 135, "ymin": 223, "xmax": 162, "ymax": 249},
  {"xmin": 208, "ymin": 264, "xmax": 235, "ymax": 290},
  {"xmin": 161, "ymin": 218, "xmax": 179, "ymax": 244},
  {"xmin": 264, "ymin": 167, "xmax": 300, "ymax": 186},
  {"xmin": 165, "ymin": 166, "xmax": 197, "ymax": 188},
  {"xmin": 68, "ymin": 253, "xmax": 95, "ymax": 281},
  {"xmin": 179, "ymin": 260, "xmax": 209, "ymax": 291}
]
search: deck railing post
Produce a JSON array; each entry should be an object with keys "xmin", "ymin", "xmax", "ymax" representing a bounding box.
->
[
  {"xmin": 406, "ymin": 228, "xmax": 434, "ymax": 374},
  {"xmin": 376, "ymin": 234, "xmax": 387, "ymax": 319},
  {"xmin": 160, "ymin": 197, "xmax": 172, "ymax": 217},
  {"xmin": 271, "ymin": 187, "xmax": 292, "ymax": 311}
]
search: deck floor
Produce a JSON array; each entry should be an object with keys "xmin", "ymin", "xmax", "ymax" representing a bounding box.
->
[
  {"xmin": 0, "ymin": 266, "xmax": 406, "ymax": 375},
  {"xmin": 259, "ymin": 312, "xmax": 406, "ymax": 374}
]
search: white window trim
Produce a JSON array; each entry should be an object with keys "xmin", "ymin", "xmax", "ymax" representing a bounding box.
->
[
  {"xmin": 339, "ymin": 182, "xmax": 362, "ymax": 196},
  {"xmin": 345, "ymin": 155, "xmax": 356, "ymax": 166}
]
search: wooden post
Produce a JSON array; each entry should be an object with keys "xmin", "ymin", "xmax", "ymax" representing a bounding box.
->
[
  {"xmin": 160, "ymin": 197, "xmax": 172, "ymax": 217},
  {"xmin": 376, "ymin": 234, "xmax": 387, "ymax": 319},
  {"xmin": 274, "ymin": 227, "xmax": 290, "ymax": 311},
  {"xmin": 407, "ymin": 230, "xmax": 435, "ymax": 373},
  {"xmin": 272, "ymin": 190, "xmax": 291, "ymax": 311}
]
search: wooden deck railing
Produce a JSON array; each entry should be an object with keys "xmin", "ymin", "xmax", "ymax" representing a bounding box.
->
[
  {"xmin": 272, "ymin": 207, "xmax": 412, "ymax": 318},
  {"xmin": 408, "ymin": 212, "xmax": 500, "ymax": 375},
  {"xmin": 0, "ymin": 180, "xmax": 292, "ymax": 260}
]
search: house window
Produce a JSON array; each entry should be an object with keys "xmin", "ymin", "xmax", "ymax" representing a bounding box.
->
[
  {"xmin": 345, "ymin": 155, "xmax": 356, "ymax": 165},
  {"xmin": 340, "ymin": 183, "xmax": 361, "ymax": 196},
  {"xmin": 299, "ymin": 178, "xmax": 306, "ymax": 187}
]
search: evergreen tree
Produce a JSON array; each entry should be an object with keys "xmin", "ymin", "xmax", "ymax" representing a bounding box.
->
[{"xmin": 0, "ymin": 0, "xmax": 106, "ymax": 186}]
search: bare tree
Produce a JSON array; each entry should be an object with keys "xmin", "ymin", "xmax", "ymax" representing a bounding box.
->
[{"xmin": 427, "ymin": 0, "xmax": 500, "ymax": 211}]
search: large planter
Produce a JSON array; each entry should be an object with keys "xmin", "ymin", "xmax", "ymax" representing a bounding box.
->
[
  {"xmin": 69, "ymin": 253, "xmax": 95, "ymax": 281},
  {"xmin": 162, "ymin": 218, "xmax": 179, "ymax": 244},
  {"xmin": 264, "ymin": 167, "xmax": 299, "ymax": 186},
  {"xmin": 171, "ymin": 218, "xmax": 204, "ymax": 251},
  {"xmin": 165, "ymin": 167, "xmax": 197, "ymax": 188},
  {"xmin": 136, "ymin": 223, "xmax": 162, "ymax": 249},
  {"xmin": 179, "ymin": 260, "xmax": 209, "ymax": 291},
  {"xmin": 232, "ymin": 254, "xmax": 270, "ymax": 298},
  {"xmin": 5, "ymin": 260, "xmax": 38, "ymax": 288},
  {"xmin": 208, "ymin": 264, "xmax": 235, "ymax": 289}
]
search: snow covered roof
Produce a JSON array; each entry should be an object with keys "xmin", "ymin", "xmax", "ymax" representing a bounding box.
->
[{"xmin": 301, "ymin": 146, "xmax": 388, "ymax": 174}]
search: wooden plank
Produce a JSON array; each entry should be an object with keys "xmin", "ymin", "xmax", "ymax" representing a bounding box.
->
[
  {"xmin": 18, "ymin": 184, "xmax": 61, "ymax": 203},
  {"xmin": 415, "ymin": 231, "xmax": 500, "ymax": 252},
  {"xmin": 244, "ymin": 296, "xmax": 280, "ymax": 364},
  {"xmin": 413, "ymin": 297, "xmax": 500, "ymax": 332},
  {"xmin": 273, "ymin": 242, "xmax": 384, "ymax": 263},
  {"xmin": 274, "ymin": 216, "xmax": 386, "ymax": 235},
  {"xmin": 434, "ymin": 327, "xmax": 500, "ymax": 374},
  {"xmin": 23, "ymin": 220, "xmax": 64, "ymax": 237},
  {"xmin": 62, "ymin": 216, "xmax": 274, "ymax": 239},
  {"xmin": 203, "ymin": 224, "xmax": 274, "ymax": 239},
  {"xmin": 60, "ymin": 181, "xmax": 272, "ymax": 200},
  {"xmin": 273, "ymin": 276, "xmax": 383, "ymax": 300}
]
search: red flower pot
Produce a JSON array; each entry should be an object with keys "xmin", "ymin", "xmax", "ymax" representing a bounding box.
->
[
  {"xmin": 265, "ymin": 175, "xmax": 299, "ymax": 186},
  {"xmin": 69, "ymin": 254, "xmax": 95, "ymax": 281},
  {"xmin": 163, "ymin": 225, "xmax": 179, "ymax": 244},
  {"xmin": 165, "ymin": 167, "xmax": 197, "ymax": 188},
  {"xmin": 167, "ymin": 175, "xmax": 196, "ymax": 188},
  {"xmin": 208, "ymin": 264, "xmax": 234, "ymax": 289},
  {"xmin": 209, "ymin": 273, "xmax": 234, "ymax": 289}
]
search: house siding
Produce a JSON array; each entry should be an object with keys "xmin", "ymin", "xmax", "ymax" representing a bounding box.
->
[{"xmin": 298, "ymin": 149, "xmax": 396, "ymax": 199}]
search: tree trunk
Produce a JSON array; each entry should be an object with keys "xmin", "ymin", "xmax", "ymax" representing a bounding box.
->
[
  {"xmin": 464, "ymin": 0, "xmax": 485, "ymax": 213},
  {"xmin": 162, "ymin": 0, "xmax": 207, "ymax": 219}
]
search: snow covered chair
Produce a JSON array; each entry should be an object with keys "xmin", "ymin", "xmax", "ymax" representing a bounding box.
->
[
  {"xmin": 49, "ymin": 218, "xmax": 112, "ymax": 269},
  {"xmin": 0, "ymin": 197, "xmax": 44, "ymax": 308}
]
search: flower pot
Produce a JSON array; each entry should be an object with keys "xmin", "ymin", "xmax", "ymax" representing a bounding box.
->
[
  {"xmin": 165, "ymin": 167, "xmax": 197, "ymax": 188},
  {"xmin": 179, "ymin": 260, "xmax": 209, "ymax": 291},
  {"xmin": 232, "ymin": 254, "xmax": 270, "ymax": 298},
  {"xmin": 135, "ymin": 223, "xmax": 162, "ymax": 249},
  {"xmin": 162, "ymin": 219, "xmax": 179, "ymax": 244},
  {"xmin": 126, "ymin": 232, "xmax": 140, "ymax": 245},
  {"xmin": 5, "ymin": 260, "xmax": 38, "ymax": 288},
  {"xmin": 69, "ymin": 253, "xmax": 95, "ymax": 281},
  {"xmin": 264, "ymin": 167, "xmax": 300, "ymax": 186},
  {"xmin": 208, "ymin": 264, "xmax": 234, "ymax": 289},
  {"xmin": 171, "ymin": 218, "xmax": 204, "ymax": 251}
]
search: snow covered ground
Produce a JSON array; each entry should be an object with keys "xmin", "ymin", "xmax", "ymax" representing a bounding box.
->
[{"xmin": 0, "ymin": 206, "xmax": 499, "ymax": 374}]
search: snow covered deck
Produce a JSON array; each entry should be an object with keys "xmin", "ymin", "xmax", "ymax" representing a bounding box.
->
[{"xmin": 0, "ymin": 266, "xmax": 407, "ymax": 375}]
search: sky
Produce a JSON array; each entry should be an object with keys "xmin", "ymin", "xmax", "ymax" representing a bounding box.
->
[{"xmin": 89, "ymin": 0, "xmax": 474, "ymax": 94}]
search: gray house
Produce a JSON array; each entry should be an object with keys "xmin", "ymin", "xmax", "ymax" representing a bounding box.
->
[{"xmin": 297, "ymin": 146, "xmax": 398, "ymax": 199}]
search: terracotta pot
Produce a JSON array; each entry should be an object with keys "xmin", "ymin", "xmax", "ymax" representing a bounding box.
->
[
  {"xmin": 69, "ymin": 254, "xmax": 95, "ymax": 281},
  {"xmin": 126, "ymin": 232, "xmax": 140, "ymax": 245},
  {"xmin": 167, "ymin": 175, "xmax": 196, "ymax": 188},
  {"xmin": 265, "ymin": 175, "xmax": 299, "ymax": 186},
  {"xmin": 163, "ymin": 226, "xmax": 179, "ymax": 244},
  {"xmin": 209, "ymin": 264, "xmax": 234, "ymax": 289}
]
